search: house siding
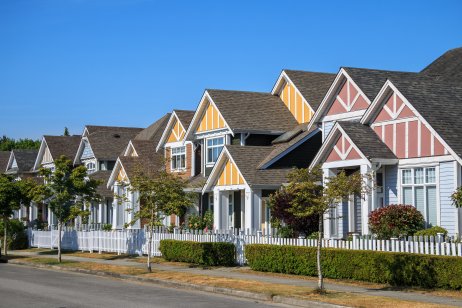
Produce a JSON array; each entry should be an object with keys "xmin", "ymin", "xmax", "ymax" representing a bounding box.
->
[
  {"xmin": 439, "ymin": 161, "xmax": 457, "ymax": 234},
  {"xmin": 385, "ymin": 165, "xmax": 398, "ymax": 205},
  {"xmin": 81, "ymin": 141, "xmax": 94, "ymax": 160},
  {"xmin": 323, "ymin": 121, "xmax": 334, "ymax": 141}
]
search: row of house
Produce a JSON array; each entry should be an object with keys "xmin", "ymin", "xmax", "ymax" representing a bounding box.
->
[{"xmin": 2, "ymin": 47, "xmax": 462, "ymax": 238}]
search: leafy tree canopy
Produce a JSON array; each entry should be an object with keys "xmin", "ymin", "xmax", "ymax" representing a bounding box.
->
[{"xmin": 0, "ymin": 135, "xmax": 40, "ymax": 151}]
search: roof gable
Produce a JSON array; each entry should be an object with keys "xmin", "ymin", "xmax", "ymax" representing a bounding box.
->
[
  {"xmin": 156, "ymin": 111, "xmax": 195, "ymax": 151},
  {"xmin": 421, "ymin": 47, "xmax": 462, "ymax": 82}
]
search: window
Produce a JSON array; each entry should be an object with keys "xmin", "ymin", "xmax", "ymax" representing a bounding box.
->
[
  {"xmin": 171, "ymin": 146, "xmax": 186, "ymax": 171},
  {"xmin": 206, "ymin": 137, "xmax": 224, "ymax": 164},
  {"xmin": 86, "ymin": 162, "xmax": 96, "ymax": 173},
  {"xmin": 401, "ymin": 167, "xmax": 437, "ymax": 226}
]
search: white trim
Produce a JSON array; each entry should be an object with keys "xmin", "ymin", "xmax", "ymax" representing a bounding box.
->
[
  {"xmin": 322, "ymin": 110, "xmax": 365, "ymax": 122},
  {"xmin": 184, "ymin": 91, "xmax": 233, "ymax": 142},
  {"xmin": 205, "ymin": 136, "xmax": 225, "ymax": 167},
  {"xmin": 202, "ymin": 147, "xmax": 249, "ymax": 193},
  {"xmin": 361, "ymin": 80, "xmax": 462, "ymax": 166},
  {"xmin": 156, "ymin": 111, "xmax": 188, "ymax": 152},
  {"xmin": 307, "ymin": 68, "xmax": 371, "ymax": 132},
  {"xmin": 398, "ymin": 155, "xmax": 454, "ymax": 167},
  {"xmin": 170, "ymin": 145, "xmax": 187, "ymax": 172},
  {"xmin": 322, "ymin": 159, "xmax": 368, "ymax": 169},
  {"xmin": 33, "ymin": 137, "xmax": 51, "ymax": 171}
]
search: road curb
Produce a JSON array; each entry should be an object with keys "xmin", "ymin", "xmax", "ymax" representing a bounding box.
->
[{"xmin": 8, "ymin": 259, "xmax": 345, "ymax": 307}]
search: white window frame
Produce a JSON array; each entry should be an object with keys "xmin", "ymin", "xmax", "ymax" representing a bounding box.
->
[
  {"xmin": 86, "ymin": 162, "xmax": 96, "ymax": 173},
  {"xmin": 205, "ymin": 136, "xmax": 224, "ymax": 166},
  {"xmin": 170, "ymin": 146, "xmax": 186, "ymax": 171},
  {"xmin": 399, "ymin": 166, "xmax": 439, "ymax": 227}
]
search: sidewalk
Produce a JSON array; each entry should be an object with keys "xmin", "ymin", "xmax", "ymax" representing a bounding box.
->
[{"xmin": 9, "ymin": 250, "xmax": 462, "ymax": 307}]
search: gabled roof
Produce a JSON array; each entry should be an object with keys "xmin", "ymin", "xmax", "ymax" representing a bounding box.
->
[
  {"xmin": 134, "ymin": 113, "xmax": 171, "ymax": 143},
  {"xmin": 84, "ymin": 125, "xmax": 143, "ymax": 137},
  {"xmin": 156, "ymin": 110, "xmax": 195, "ymax": 151},
  {"xmin": 44, "ymin": 135, "xmax": 81, "ymax": 161},
  {"xmin": 421, "ymin": 47, "xmax": 462, "ymax": 82},
  {"xmin": 372, "ymin": 78, "xmax": 462, "ymax": 160},
  {"xmin": 258, "ymin": 125, "xmax": 320, "ymax": 169},
  {"xmin": 342, "ymin": 67, "xmax": 418, "ymax": 101},
  {"xmin": 0, "ymin": 151, "xmax": 10, "ymax": 173},
  {"xmin": 207, "ymin": 89, "xmax": 298, "ymax": 133},
  {"xmin": 310, "ymin": 121, "xmax": 396, "ymax": 168},
  {"xmin": 89, "ymin": 170, "xmax": 114, "ymax": 199},
  {"xmin": 280, "ymin": 70, "xmax": 337, "ymax": 111},
  {"xmin": 6, "ymin": 149, "xmax": 39, "ymax": 174},
  {"xmin": 204, "ymin": 145, "xmax": 292, "ymax": 192},
  {"xmin": 80, "ymin": 127, "xmax": 143, "ymax": 161},
  {"xmin": 338, "ymin": 122, "xmax": 396, "ymax": 160}
]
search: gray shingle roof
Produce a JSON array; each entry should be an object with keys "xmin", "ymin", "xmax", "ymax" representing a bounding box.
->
[
  {"xmin": 258, "ymin": 125, "xmax": 319, "ymax": 169},
  {"xmin": 283, "ymin": 70, "xmax": 336, "ymax": 112},
  {"xmin": 337, "ymin": 122, "xmax": 396, "ymax": 160},
  {"xmin": 0, "ymin": 151, "xmax": 10, "ymax": 173},
  {"xmin": 388, "ymin": 78, "xmax": 462, "ymax": 158},
  {"xmin": 44, "ymin": 135, "xmax": 82, "ymax": 161},
  {"xmin": 420, "ymin": 47, "xmax": 462, "ymax": 82},
  {"xmin": 86, "ymin": 128, "xmax": 143, "ymax": 161},
  {"xmin": 7, "ymin": 149, "xmax": 39, "ymax": 173},
  {"xmin": 225, "ymin": 145, "xmax": 292, "ymax": 187},
  {"xmin": 207, "ymin": 89, "xmax": 298, "ymax": 133},
  {"xmin": 86, "ymin": 125, "xmax": 143, "ymax": 135},
  {"xmin": 89, "ymin": 170, "xmax": 114, "ymax": 199},
  {"xmin": 134, "ymin": 113, "xmax": 171, "ymax": 144},
  {"xmin": 174, "ymin": 110, "xmax": 195, "ymax": 131},
  {"xmin": 344, "ymin": 67, "xmax": 418, "ymax": 101}
]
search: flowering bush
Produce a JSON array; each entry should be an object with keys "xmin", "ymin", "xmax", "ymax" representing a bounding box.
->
[
  {"xmin": 186, "ymin": 210, "xmax": 213, "ymax": 231},
  {"xmin": 415, "ymin": 226, "xmax": 448, "ymax": 237},
  {"xmin": 369, "ymin": 204, "xmax": 424, "ymax": 239}
]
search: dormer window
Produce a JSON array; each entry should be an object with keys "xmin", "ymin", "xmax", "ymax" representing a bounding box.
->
[
  {"xmin": 206, "ymin": 137, "xmax": 224, "ymax": 165},
  {"xmin": 86, "ymin": 162, "xmax": 96, "ymax": 174},
  {"xmin": 171, "ymin": 146, "xmax": 186, "ymax": 171}
]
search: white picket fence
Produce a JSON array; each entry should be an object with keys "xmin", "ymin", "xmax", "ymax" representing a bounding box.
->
[{"xmin": 28, "ymin": 228, "xmax": 462, "ymax": 265}]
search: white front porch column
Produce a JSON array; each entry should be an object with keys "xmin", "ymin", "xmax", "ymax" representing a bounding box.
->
[
  {"xmin": 323, "ymin": 168, "xmax": 336, "ymax": 238},
  {"xmin": 132, "ymin": 191, "xmax": 141, "ymax": 229},
  {"xmin": 112, "ymin": 184, "xmax": 120, "ymax": 229},
  {"xmin": 220, "ymin": 191, "xmax": 229, "ymax": 229},
  {"xmin": 360, "ymin": 164, "xmax": 372, "ymax": 235},
  {"xmin": 252, "ymin": 189, "xmax": 262, "ymax": 230},
  {"xmin": 240, "ymin": 191, "xmax": 245, "ymax": 231},
  {"xmin": 98, "ymin": 202, "xmax": 104, "ymax": 224},
  {"xmin": 47, "ymin": 206, "xmax": 53, "ymax": 227},
  {"xmin": 244, "ymin": 187, "xmax": 253, "ymax": 231},
  {"xmin": 213, "ymin": 187, "xmax": 221, "ymax": 230}
]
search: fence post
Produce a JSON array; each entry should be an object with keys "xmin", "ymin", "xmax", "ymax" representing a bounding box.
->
[{"xmin": 352, "ymin": 233, "xmax": 359, "ymax": 250}]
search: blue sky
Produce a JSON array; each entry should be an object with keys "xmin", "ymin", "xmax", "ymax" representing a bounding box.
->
[{"xmin": 1, "ymin": 0, "xmax": 461, "ymax": 139}]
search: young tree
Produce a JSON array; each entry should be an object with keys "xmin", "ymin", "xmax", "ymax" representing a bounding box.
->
[
  {"xmin": 0, "ymin": 175, "xmax": 20, "ymax": 256},
  {"xmin": 63, "ymin": 127, "xmax": 70, "ymax": 136},
  {"xmin": 125, "ymin": 168, "xmax": 193, "ymax": 272},
  {"xmin": 280, "ymin": 166, "xmax": 367, "ymax": 292},
  {"xmin": 32, "ymin": 156, "xmax": 100, "ymax": 262}
]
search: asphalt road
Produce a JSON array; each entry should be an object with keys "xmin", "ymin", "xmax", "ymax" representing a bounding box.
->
[{"xmin": 0, "ymin": 264, "xmax": 283, "ymax": 308}]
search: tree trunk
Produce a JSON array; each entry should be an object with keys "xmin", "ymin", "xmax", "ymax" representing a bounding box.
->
[
  {"xmin": 3, "ymin": 218, "xmax": 7, "ymax": 256},
  {"xmin": 58, "ymin": 221, "xmax": 62, "ymax": 263},
  {"xmin": 317, "ymin": 214, "xmax": 324, "ymax": 292}
]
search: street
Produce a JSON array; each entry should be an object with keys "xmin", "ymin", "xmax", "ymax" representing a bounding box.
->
[{"xmin": 0, "ymin": 264, "xmax": 283, "ymax": 308}]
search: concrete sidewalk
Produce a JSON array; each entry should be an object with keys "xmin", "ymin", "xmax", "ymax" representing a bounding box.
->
[{"xmin": 10, "ymin": 250, "xmax": 462, "ymax": 307}]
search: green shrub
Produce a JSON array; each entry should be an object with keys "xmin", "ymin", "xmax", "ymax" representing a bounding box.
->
[
  {"xmin": 159, "ymin": 240, "xmax": 235, "ymax": 266},
  {"xmin": 0, "ymin": 219, "xmax": 28, "ymax": 250},
  {"xmin": 101, "ymin": 224, "xmax": 112, "ymax": 231},
  {"xmin": 415, "ymin": 226, "xmax": 448, "ymax": 237},
  {"xmin": 245, "ymin": 244, "xmax": 462, "ymax": 290},
  {"xmin": 369, "ymin": 204, "xmax": 425, "ymax": 239}
]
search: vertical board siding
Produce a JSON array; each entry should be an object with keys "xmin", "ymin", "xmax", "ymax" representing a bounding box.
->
[
  {"xmin": 197, "ymin": 101, "xmax": 226, "ymax": 133},
  {"xmin": 440, "ymin": 161, "xmax": 457, "ymax": 234},
  {"xmin": 323, "ymin": 121, "xmax": 335, "ymax": 141},
  {"xmin": 280, "ymin": 82, "xmax": 312, "ymax": 124},
  {"xmin": 81, "ymin": 141, "xmax": 94, "ymax": 159},
  {"xmin": 385, "ymin": 165, "xmax": 398, "ymax": 205}
]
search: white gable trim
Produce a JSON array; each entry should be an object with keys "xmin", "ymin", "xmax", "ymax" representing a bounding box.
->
[
  {"xmin": 271, "ymin": 70, "xmax": 315, "ymax": 115},
  {"xmin": 361, "ymin": 80, "xmax": 462, "ymax": 166},
  {"xmin": 310, "ymin": 122, "xmax": 371, "ymax": 169},
  {"xmin": 6, "ymin": 152, "xmax": 16, "ymax": 171},
  {"xmin": 202, "ymin": 146, "xmax": 248, "ymax": 193},
  {"xmin": 107, "ymin": 157, "xmax": 129, "ymax": 188},
  {"xmin": 307, "ymin": 68, "xmax": 371, "ymax": 132},
  {"xmin": 184, "ymin": 91, "xmax": 233, "ymax": 142},
  {"xmin": 124, "ymin": 140, "xmax": 138, "ymax": 157},
  {"xmin": 73, "ymin": 136, "xmax": 94, "ymax": 165},
  {"xmin": 33, "ymin": 137, "xmax": 51, "ymax": 171},
  {"xmin": 156, "ymin": 111, "xmax": 187, "ymax": 152}
]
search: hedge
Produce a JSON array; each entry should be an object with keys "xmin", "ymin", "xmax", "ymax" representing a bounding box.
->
[
  {"xmin": 245, "ymin": 244, "xmax": 462, "ymax": 290},
  {"xmin": 159, "ymin": 240, "xmax": 235, "ymax": 266}
]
